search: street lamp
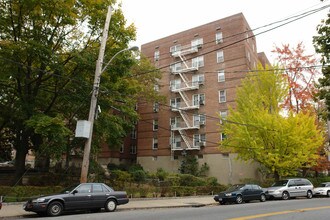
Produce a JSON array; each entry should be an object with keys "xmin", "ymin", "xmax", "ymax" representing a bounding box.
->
[{"xmin": 80, "ymin": 45, "xmax": 139, "ymax": 183}]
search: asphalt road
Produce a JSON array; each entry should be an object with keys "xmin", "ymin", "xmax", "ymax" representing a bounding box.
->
[{"xmin": 18, "ymin": 197, "xmax": 330, "ymax": 220}]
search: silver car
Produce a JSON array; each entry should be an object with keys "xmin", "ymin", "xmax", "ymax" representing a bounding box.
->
[{"xmin": 266, "ymin": 178, "xmax": 314, "ymax": 200}]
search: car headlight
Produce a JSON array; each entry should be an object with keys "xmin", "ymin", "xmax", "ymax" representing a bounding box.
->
[
  {"xmin": 225, "ymin": 193, "xmax": 232, "ymax": 196},
  {"xmin": 32, "ymin": 198, "xmax": 46, "ymax": 203}
]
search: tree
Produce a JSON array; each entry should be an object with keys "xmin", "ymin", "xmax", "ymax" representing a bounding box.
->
[
  {"xmin": 0, "ymin": 0, "xmax": 161, "ymax": 185},
  {"xmin": 272, "ymin": 43, "xmax": 320, "ymax": 113},
  {"xmin": 313, "ymin": 7, "xmax": 330, "ymax": 174},
  {"xmin": 220, "ymin": 65, "xmax": 324, "ymax": 180}
]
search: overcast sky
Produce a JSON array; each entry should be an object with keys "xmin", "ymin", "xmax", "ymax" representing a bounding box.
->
[{"xmin": 120, "ymin": 0, "xmax": 329, "ymax": 63}]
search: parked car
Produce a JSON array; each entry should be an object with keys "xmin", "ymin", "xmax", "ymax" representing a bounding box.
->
[
  {"xmin": 313, "ymin": 182, "xmax": 330, "ymax": 197},
  {"xmin": 214, "ymin": 184, "xmax": 267, "ymax": 205},
  {"xmin": 265, "ymin": 178, "xmax": 314, "ymax": 200},
  {"xmin": 23, "ymin": 183, "xmax": 129, "ymax": 217}
]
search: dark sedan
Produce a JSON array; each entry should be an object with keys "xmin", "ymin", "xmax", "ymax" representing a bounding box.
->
[
  {"xmin": 214, "ymin": 184, "xmax": 267, "ymax": 205},
  {"xmin": 23, "ymin": 183, "xmax": 129, "ymax": 216}
]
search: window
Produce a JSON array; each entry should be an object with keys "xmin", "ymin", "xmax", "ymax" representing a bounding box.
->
[
  {"xmin": 192, "ymin": 56, "xmax": 204, "ymax": 68},
  {"xmin": 130, "ymin": 145, "xmax": 136, "ymax": 154},
  {"xmin": 216, "ymin": 32, "xmax": 223, "ymax": 44},
  {"xmin": 131, "ymin": 128, "xmax": 137, "ymax": 139},
  {"xmin": 172, "ymin": 135, "xmax": 181, "ymax": 149},
  {"xmin": 119, "ymin": 144, "xmax": 124, "ymax": 153},
  {"xmin": 76, "ymin": 184, "xmax": 92, "ymax": 193},
  {"xmin": 192, "ymin": 74, "xmax": 205, "ymax": 86},
  {"xmin": 92, "ymin": 184, "xmax": 103, "ymax": 192},
  {"xmin": 170, "ymin": 117, "xmax": 181, "ymax": 129},
  {"xmin": 170, "ymin": 44, "xmax": 181, "ymax": 55},
  {"xmin": 170, "ymin": 97, "xmax": 181, "ymax": 109},
  {"xmin": 217, "ymin": 70, "xmax": 225, "ymax": 82},
  {"xmin": 220, "ymin": 133, "xmax": 227, "ymax": 141},
  {"xmin": 154, "ymin": 84, "xmax": 159, "ymax": 91},
  {"xmin": 193, "ymin": 134, "xmax": 206, "ymax": 147},
  {"xmin": 170, "ymin": 62, "xmax": 182, "ymax": 72},
  {"xmin": 219, "ymin": 110, "xmax": 227, "ymax": 124},
  {"xmin": 153, "ymin": 119, "xmax": 158, "ymax": 131},
  {"xmin": 154, "ymin": 50, "xmax": 160, "ymax": 61},
  {"xmin": 153, "ymin": 102, "xmax": 159, "ymax": 112},
  {"xmin": 193, "ymin": 114, "xmax": 206, "ymax": 126},
  {"xmin": 170, "ymin": 79, "xmax": 181, "ymax": 90},
  {"xmin": 219, "ymin": 90, "xmax": 226, "ymax": 103},
  {"xmin": 217, "ymin": 50, "xmax": 224, "ymax": 63},
  {"xmin": 191, "ymin": 38, "xmax": 203, "ymax": 49},
  {"xmin": 193, "ymin": 94, "xmax": 205, "ymax": 106},
  {"xmin": 153, "ymin": 138, "xmax": 158, "ymax": 149}
]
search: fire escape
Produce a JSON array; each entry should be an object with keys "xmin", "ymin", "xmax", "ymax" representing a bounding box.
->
[{"xmin": 170, "ymin": 43, "xmax": 205, "ymax": 154}]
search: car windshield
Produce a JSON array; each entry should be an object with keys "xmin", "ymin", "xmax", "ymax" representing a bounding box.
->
[
  {"xmin": 227, "ymin": 184, "xmax": 245, "ymax": 191},
  {"xmin": 272, "ymin": 180, "xmax": 288, "ymax": 187},
  {"xmin": 319, "ymin": 183, "xmax": 328, "ymax": 187}
]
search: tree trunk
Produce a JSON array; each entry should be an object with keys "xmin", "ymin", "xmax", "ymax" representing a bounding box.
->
[
  {"xmin": 12, "ymin": 131, "xmax": 29, "ymax": 186},
  {"xmin": 274, "ymin": 170, "xmax": 280, "ymax": 181}
]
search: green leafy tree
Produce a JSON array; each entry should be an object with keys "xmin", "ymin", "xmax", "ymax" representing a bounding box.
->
[
  {"xmin": 220, "ymin": 65, "xmax": 324, "ymax": 180},
  {"xmin": 0, "ymin": 0, "xmax": 161, "ymax": 185}
]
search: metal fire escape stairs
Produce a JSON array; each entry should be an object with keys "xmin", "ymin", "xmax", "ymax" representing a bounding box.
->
[{"xmin": 170, "ymin": 44, "xmax": 202, "ymax": 154}]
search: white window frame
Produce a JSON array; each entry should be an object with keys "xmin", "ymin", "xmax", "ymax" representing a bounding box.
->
[
  {"xmin": 191, "ymin": 38, "xmax": 203, "ymax": 49},
  {"xmin": 130, "ymin": 144, "xmax": 136, "ymax": 154},
  {"xmin": 193, "ymin": 94, "xmax": 205, "ymax": 106},
  {"xmin": 170, "ymin": 62, "xmax": 182, "ymax": 72},
  {"xmin": 192, "ymin": 56, "xmax": 204, "ymax": 68},
  {"xmin": 193, "ymin": 134, "xmax": 206, "ymax": 147},
  {"xmin": 154, "ymin": 50, "xmax": 160, "ymax": 61},
  {"xmin": 170, "ymin": 44, "xmax": 181, "ymax": 54},
  {"xmin": 192, "ymin": 74, "xmax": 205, "ymax": 86},
  {"xmin": 219, "ymin": 90, "xmax": 226, "ymax": 103},
  {"xmin": 193, "ymin": 114, "xmax": 206, "ymax": 126},
  {"xmin": 170, "ymin": 97, "xmax": 181, "ymax": 109},
  {"xmin": 216, "ymin": 32, "xmax": 223, "ymax": 44},
  {"xmin": 217, "ymin": 50, "xmax": 224, "ymax": 63},
  {"xmin": 131, "ymin": 127, "xmax": 137, "ymax": 139},
  {"xmin": 153, "ymin": 102, "xmax": 159, "ymax": 112},
  {"xmin": 170, "ymin": 79, "xmax": 181, "ymax": 90},
  {"xmin": 217, "ymin": 70, "xmax": 225, "ymax": 82},
  {"xmin": 152, "ymin": 137, "xmax": 158, "ymax": 149},
  {"xmin": 153, "ymin": 119, "xmax": 158, "ymax": 131},
  {"xmin": 220, "ymin": 133, "xmax": 227, "ymax": 141}
]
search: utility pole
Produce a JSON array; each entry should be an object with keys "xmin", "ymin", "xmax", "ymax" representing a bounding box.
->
[{"xmin": 80, "ymin": 6, "xmax": 112, "ymax": 183}]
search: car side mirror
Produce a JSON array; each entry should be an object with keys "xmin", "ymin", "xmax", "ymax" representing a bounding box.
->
[{"xmin": 72, "ymin": 190, "xmax": 78, "ymax": 194}]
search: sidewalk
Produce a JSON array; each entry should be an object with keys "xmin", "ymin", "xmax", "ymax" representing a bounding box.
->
[{"xmin": 0, "ymin": 196, "xmax": 217, "ymax": 219}]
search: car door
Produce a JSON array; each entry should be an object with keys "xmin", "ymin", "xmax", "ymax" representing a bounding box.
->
[
  {"xmin": 64, "ymin": 184, "xmax": 93, "ymax": 210},
  {"xmin": 241, "ymin": 185, "xmax": 254, "ymax": 201},
  {"xmin": 91, "ymin": 183, "xmax": 109, "ymax": 208},
  {"xmin": 287, "ymin": 180, "xmax": 300, "ymax": 197},
  {"xmin": 250, "ymin": 185, "xmax": 263, "ymax": 200}
]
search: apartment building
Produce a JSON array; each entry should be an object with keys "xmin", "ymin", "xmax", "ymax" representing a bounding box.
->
[{"xmin": 136, "ymin": 13, "xmax": 270, "ymax": 184}]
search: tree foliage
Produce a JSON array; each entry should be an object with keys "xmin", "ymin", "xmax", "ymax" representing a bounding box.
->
[
  {"xmin": 313, "ymin": 8, "xmax": 330, "ymax": 174},
  {"xmin": 272, "ymin": 43, "xmax": 320, "ymax": 113},
  {"xmin": 0, "ymin": 0, "xmax": 161, "ymax": 185},
  {"xmin": 220, "ymin": 65, "xmax": 324, "ymax": 180}
]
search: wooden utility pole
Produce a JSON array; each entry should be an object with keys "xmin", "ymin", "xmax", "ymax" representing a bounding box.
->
[{"xmin": 80, "ymin": 6, "xmax": 112, "ymax": 183}]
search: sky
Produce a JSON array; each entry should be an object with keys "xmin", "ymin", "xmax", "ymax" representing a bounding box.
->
[{"xmin": 120, "ymin": 0, "xmax": 329, "ymax": 64}]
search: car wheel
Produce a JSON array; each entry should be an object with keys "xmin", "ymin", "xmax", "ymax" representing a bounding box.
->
[
  {"xmin": 47, "ymin": 201, "xmax": 63, "ymax": 217},
  {"xmin": 327, "ymin": 191, "xmax": 330, "ymax": 197},
  {"xmin": 260, "ymin": 193, "xmax": 266, "ymax": 202},
  {"xmin": 105, "ymin": 199, "xmax": 117, "ymax": 212},
  {"xmin": 282, "ymin": 191, "xmax": 290, "ymax": 200},
  {"xmin": 307, "ymin": 190, "xmax": 313, "ymax": 199},
  {"xmin": 235, "ymin": 195, "xmax": 243, "ymax": 204}
]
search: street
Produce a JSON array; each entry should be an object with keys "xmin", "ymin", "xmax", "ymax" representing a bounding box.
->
[{"xmin": 19, "ymin": 197, "xmax": 330, "ymax": 220}]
